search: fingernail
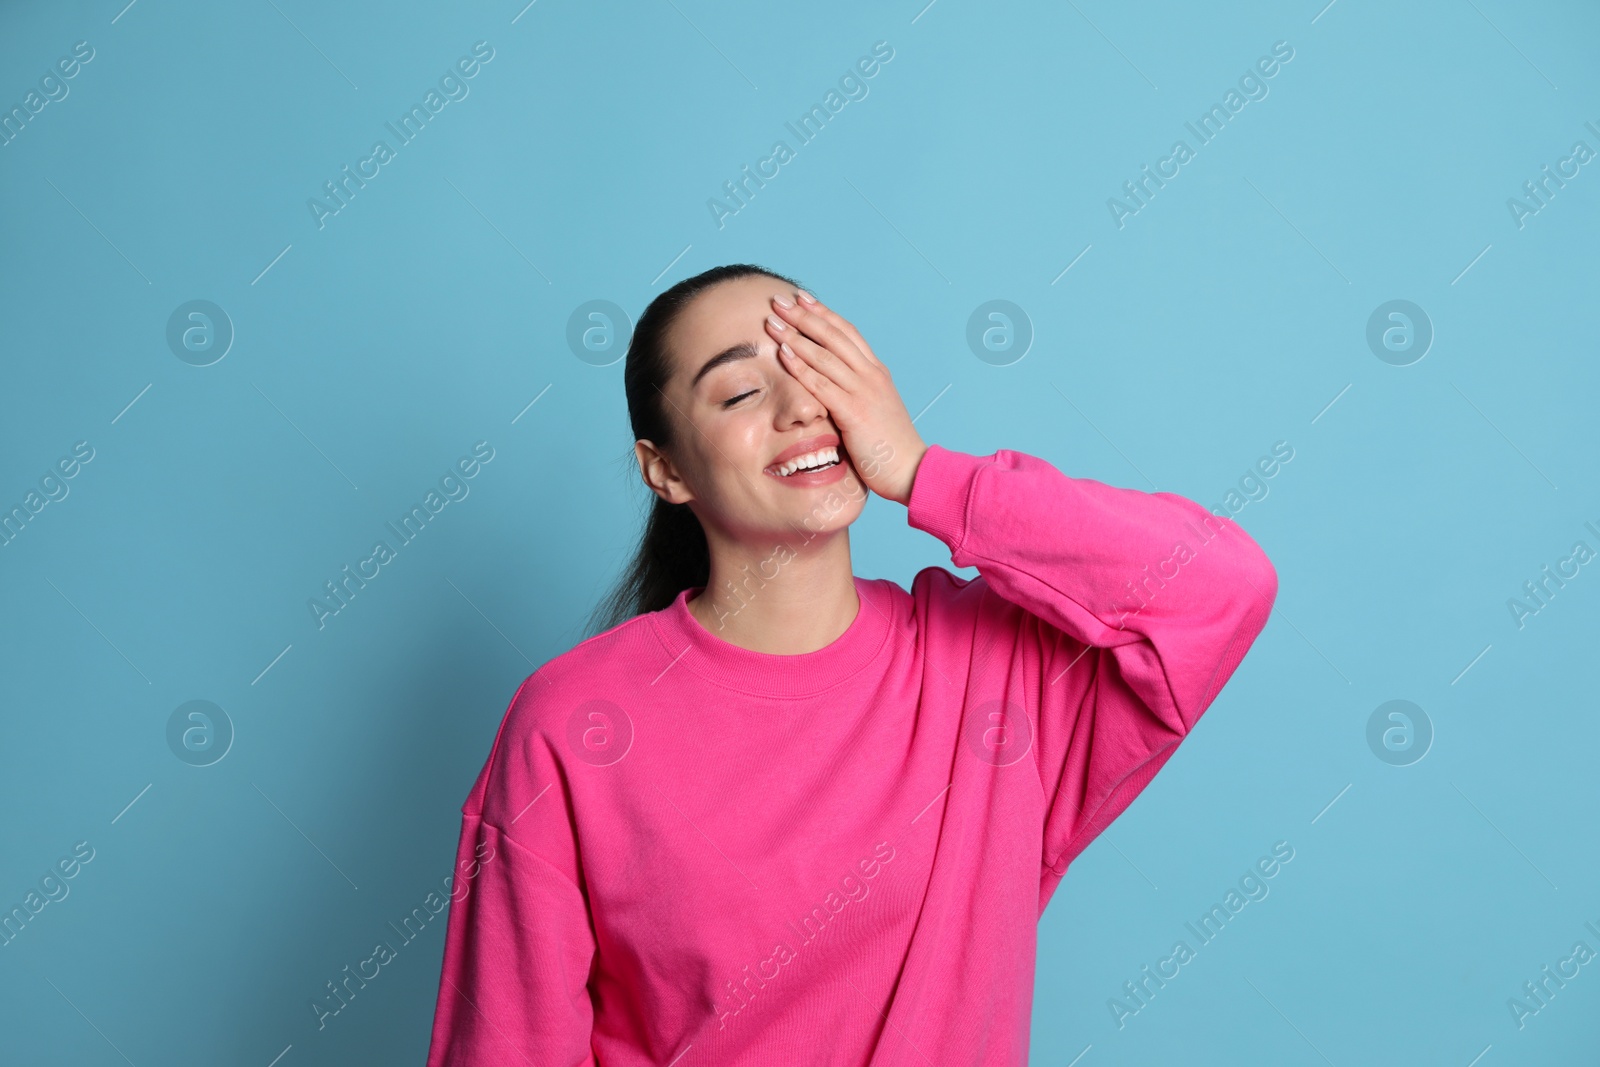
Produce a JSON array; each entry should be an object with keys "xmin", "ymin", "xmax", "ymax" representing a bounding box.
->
[
  {"xmin": 772, "ymin": 293, "xmax": 794, "ymax": 309},
  {"xmin": 797, "ymin": 289, "xmax": 817, "ymax": 305},
  {"xmin": 766, "ymin": 313, "xmax": 787, "ymax": 331},
  {"xmin": 780, "ymin": 341, "xmax": 794, "ymax": 358}
]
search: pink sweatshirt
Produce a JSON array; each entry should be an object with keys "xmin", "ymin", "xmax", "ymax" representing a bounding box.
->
[{"xmin": 424, "ymin": 444, "xmax": 1277, "ymax": 1066}]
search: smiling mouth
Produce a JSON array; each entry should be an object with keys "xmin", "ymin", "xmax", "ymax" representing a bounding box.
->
[{"xmin": 766, "ymin": 445, "xmax": 845, "ymax": 478}]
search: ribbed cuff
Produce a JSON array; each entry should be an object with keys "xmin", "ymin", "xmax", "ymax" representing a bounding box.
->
[{"xmin": 906, "ymin": 443, "xmax": 983, "ymax": 558}]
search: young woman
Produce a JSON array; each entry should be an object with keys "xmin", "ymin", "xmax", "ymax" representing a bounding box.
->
[{"xmin": 425, "ymin": 264, "xmax": 1278, "ymax": 1065}]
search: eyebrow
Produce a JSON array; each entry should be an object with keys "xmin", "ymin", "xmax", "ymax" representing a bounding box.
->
[{"xmin": 689, "ymin": 340, "xmax": 760, "ymax": 391}]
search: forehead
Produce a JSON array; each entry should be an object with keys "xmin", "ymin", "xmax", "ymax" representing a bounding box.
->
[{"xmin": 667, "ymin": 275, "xmax": 791, "ymax": 376}]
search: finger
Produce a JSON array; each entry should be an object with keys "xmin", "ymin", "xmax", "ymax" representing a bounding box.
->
[
  {"xmin": 772, "ymin": 297, "xmax": 874, "ymax": 376},
  {"xmin": 795, "ymin": 291, "xmax": 883, "ymax": 369},
  {"xmin": 767, "ymin": 312, "xmax": 859, "ymax": 393},
  {"xmin": 777, "ymin": 339, "xmax": 845, "ymax": 407}
]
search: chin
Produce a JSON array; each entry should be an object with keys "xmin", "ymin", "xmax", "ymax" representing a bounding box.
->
[{"xmin": 791, "ymin": 481, "xmax": 867, "ymax": 535}]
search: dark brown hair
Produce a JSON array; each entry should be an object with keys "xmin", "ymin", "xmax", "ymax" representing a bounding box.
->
[{"xmin": 585, "ymin": 263, "xmax": 803, "ymax": 635}]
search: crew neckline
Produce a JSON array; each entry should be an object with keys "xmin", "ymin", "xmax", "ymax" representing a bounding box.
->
[{"xmin": 648, "ymin": 575, "xmax": 893, "ymax": 698}]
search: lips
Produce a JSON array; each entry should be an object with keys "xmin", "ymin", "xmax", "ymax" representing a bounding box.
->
[{"xmin": 763, "ymin": 434, "xmax": 848, "ymax": 478}]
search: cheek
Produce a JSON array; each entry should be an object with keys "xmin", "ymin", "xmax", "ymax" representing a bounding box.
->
[
  {"xmin": 690, "ymin": 421, "xmax": 764, "ymax": 501},
  {"xmin": 707, "ymin": 415, "xmax": 771, "ymax": 479}
]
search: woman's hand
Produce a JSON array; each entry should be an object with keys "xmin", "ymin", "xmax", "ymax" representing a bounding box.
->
[{"xmin": 765, "ymin": 290, "xmax": 930, "ymax": 506}]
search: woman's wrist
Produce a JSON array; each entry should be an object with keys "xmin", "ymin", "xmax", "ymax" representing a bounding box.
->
[{"xmin": 885, "ymin": 440, "xmax": 930, "ymax": 506}]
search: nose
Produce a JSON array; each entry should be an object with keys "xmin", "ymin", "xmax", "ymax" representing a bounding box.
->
[{"xmin": 773, "ymin": 360, "xmax": 827, "ymax": 426}]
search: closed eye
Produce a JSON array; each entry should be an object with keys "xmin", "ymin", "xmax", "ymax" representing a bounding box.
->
[{"xmin": 721, "ymin": 390, "xmax": 757, "ymax": 408}]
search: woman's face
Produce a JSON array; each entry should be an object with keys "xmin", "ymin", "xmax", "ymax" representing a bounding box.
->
[{"xmin": 637, "ymin": 274, "xmax": 868, "ymax": 543}]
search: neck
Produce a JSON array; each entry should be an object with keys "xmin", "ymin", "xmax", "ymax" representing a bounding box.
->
[{"xmin": 687, "ymin": 527, "xmax": 859, "ymax": 654}]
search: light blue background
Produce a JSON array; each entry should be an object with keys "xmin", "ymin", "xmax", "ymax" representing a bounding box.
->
[{"xmin": 2, "ymin": 0, "xmax": 1596, "ymax": 1063}]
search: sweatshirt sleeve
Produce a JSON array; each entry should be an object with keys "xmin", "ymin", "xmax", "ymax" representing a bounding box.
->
[
  {"xmin": 905, "ymin": 444, "xmax": 1277, "ymax": 890},
  {"xmin": 425, "ymin": 676, "xmax": 599, "ymax": 1067}
]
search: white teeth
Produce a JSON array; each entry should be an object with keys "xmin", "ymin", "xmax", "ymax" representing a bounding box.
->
[{"xmin": 773, "ymin": 446, "xmax": 839, "ymax": 476}]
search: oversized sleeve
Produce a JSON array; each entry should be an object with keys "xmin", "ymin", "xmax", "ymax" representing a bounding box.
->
[
  {"xmin": 424, "ymin": 675, "xmax": 599, "ymax": 1067},
  {"xmin": 905, "ymin": 445, "xmax": 1277, "ymax": 899}
]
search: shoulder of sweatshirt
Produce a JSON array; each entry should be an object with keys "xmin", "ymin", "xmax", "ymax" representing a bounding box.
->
[
  {"xmin": 459, "ymin": 612, "xmax": 659, "ymax": 819},
  {"xmin": 539, "ymin": 605, "xmax": 664, "ymax": 694}
]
